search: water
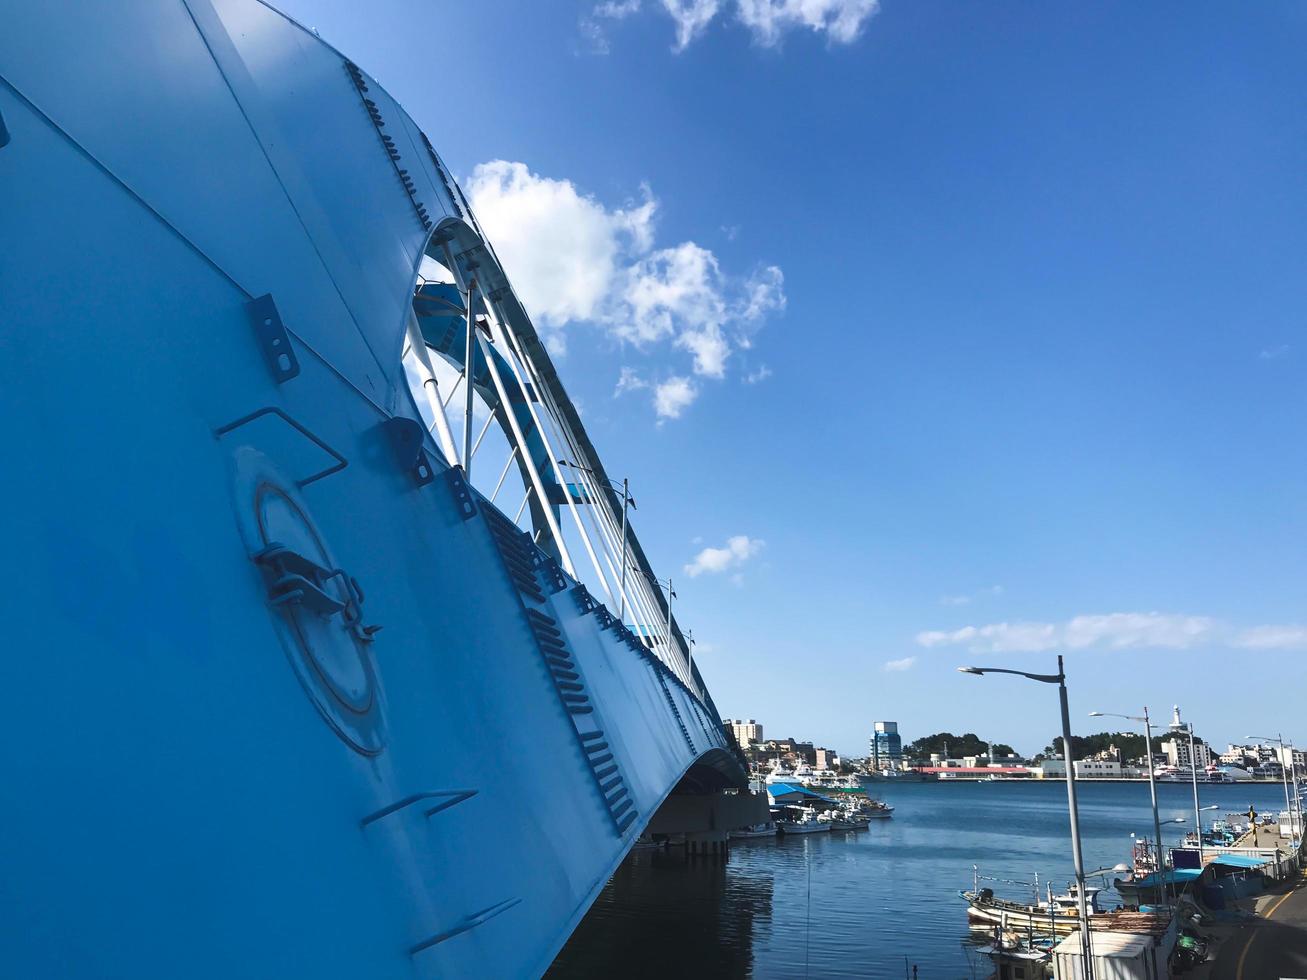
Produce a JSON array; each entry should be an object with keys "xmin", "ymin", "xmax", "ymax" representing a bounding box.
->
[{"xmin": 547, "ymin": 780, "xmax": 1291, "ymax": 979}]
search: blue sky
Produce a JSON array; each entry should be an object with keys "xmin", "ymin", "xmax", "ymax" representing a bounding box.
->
[{"xmin": 280, "ymin": 0, "xmax": 1307, "ymax": 757}]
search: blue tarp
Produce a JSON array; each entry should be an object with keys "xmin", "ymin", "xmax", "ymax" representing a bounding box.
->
[
  {"xmin": 1210, "ymin": 853, "xmax": 1271, "ymax": 869},
  {"xmin": 1133, "ymin": 868, "xmax": 1203, "ymax": 887},
  {"xmin": 767, "ymin": 783, "xmax": 834, "ymax": 803}
]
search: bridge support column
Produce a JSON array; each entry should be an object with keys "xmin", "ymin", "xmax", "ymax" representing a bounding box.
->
[{"xmin": 684, "ymin": 831, "xmax": 729, "ymax": 857}]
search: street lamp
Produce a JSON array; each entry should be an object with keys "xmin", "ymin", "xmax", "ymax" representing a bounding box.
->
[
  {"xmin": 651, "ymin": 574, "xmax": 677, "ymax": 649},
  {"xmin": 1089, "ymin": 708, "xmax": 1167, "ymax": 908},
  {"xmin": 558, "ymin": 460, "xmax": 635, "ymax": 621},
  {"xmin": 1247, "ymin": 733, "xmax": 1300, "ymax": 840},
  {"xmin": 1169, "ymin": 707, "xmax": 1206, "ymax": 862},
  {"xmin": 959, "ymin": 657, "xmax": 1093, "ymax": 979}
]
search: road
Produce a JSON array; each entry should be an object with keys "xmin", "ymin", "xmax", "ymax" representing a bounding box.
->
[{"xmin": 1210, "ymin": 870, "xmax": 1307, "ymax": 980}]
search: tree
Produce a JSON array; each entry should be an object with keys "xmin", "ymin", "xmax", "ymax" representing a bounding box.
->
[
  {"xmin": 1040, "ymin": 730, "xmax": 1202, "ymax": 763},
  {"xmin": 903, "ymin": 732, "xmax": 1016, "ymax": 760}
]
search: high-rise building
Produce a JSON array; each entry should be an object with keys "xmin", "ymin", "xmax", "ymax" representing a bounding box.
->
[
  {"xmin": 1164, "ymin": 707, "xmax": 1212, "ymax": 768},
  {"xmin": 725, "ymin": 719, "xmax": 763, "ymax": 747},
  {"xmin": 870, "ymin": 721, "xmax": 902, "ymax": 771}
]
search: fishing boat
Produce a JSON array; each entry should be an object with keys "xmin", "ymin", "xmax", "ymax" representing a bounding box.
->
[
  {"xmin": 828, "ymin": 801, "xmax": 871, "ymax": 830},
  {"xmin": 962, "ymin": 879, "xmax": 1171, "ymax": 943},
  {"xmin": 973, "ymin": 934, "xmax": 1053, "ymax": 980},
  {"xmin": 729, "ymin": 822, "xmax": 778, "ymax": 840},
  {"xmin": 960, "ymin": 882, "xmax": 1105, "ymax": 935},
  {"xmin": 777, "ymin": 808, "xmax": 831, "ymax": 834}
]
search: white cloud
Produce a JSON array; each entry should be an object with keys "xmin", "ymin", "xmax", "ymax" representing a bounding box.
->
[
  {"xmin": 654, "ymin": 376, "xmax": 698, "ymax": 419},
  {"xmin": 939, "ymin": 585, "xmax": 1004, "ymax": 607},
  {"xmin": 884, "ymin": 656, "xmax": 916, "ymax": 672},
  {"xmin": 598, "ymin": 0, "xmax": 642, "ymax": 15},
  {"xmin": 591, "ymin": 0, "xmax": 878, "ymax": 52},
  {"xmin": 915, "ymin": 611, "xmax": 1307, "ymax": 654},
  {"xmin": 736, "ymin": 0, "xmax": 880, "ymax": 47},
  {"xmin": 744, "ymin": 365, "xmax": 772, "ymax": 384},
  {"xmin": 1259, "ymin": 344, "xmax": 1290, "ymax": 360},
  {"xmin": 661, "ymin": 0, "xmax": 721, "ymax": 50},
  {"xmin": 684, "ymin": 534, "xmax": 764, "ymax": 576},
  {"xmin": 465, "ymin": 161, "xmax": 647, "ymax": 326},
  {"xmin": 1233, "ymin": 625, "xmax": 1307, "ymax": 649},
  {"xmin": 581, "ymin": 0, "xmax": 643, "ymax": 54},
  {"xmin": 613, "ymin": 366, "xmax": 649, "ymax": 396},
  {"xmin": 466, "ymin": 161, "xmax": 785, "ymax": 418}
]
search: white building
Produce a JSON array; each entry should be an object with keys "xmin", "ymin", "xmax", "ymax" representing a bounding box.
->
[
  {"xmin": 1074, "ymin": 760, "xmax": 1122, "ymax": 779},
  {"xmin": 725, "ymin": 719, "xmax": 763, "ymax": 747},
  {"xmin": 1163, "ymin": 738, "xmax": 1213, "ymax": 769}
]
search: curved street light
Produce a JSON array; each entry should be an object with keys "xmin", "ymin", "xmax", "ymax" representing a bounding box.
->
[
  {"xmin": 1169, "ymin": 707, "xmax": 1206, "ymax": 861},
  {"xmin": 1089, "ymin": 708, "xmax": 1168, "ymax": 909},
  {"xmin": 958, "ymin": 656, "xmax": 1093, "ymax": 980}
]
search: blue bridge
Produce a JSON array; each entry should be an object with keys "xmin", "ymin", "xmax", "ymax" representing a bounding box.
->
[{"xmin": 0, "ymin": 3, "xmax": 765, "ymax": 975}]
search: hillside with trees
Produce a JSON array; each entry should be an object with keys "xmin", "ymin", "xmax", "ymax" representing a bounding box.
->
[
  {"xmin": 1037, "ymin": 730, "xmax": 1203, "ymax": 762},
  {"xmin": 903, "ymin": 732, "xmax": 1015, "ymax": 760}
]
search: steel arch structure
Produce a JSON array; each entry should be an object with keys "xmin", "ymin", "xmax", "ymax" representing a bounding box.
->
[{"xmin": 0, "ymin": 2, "xmax": 751, "ymax": 976}]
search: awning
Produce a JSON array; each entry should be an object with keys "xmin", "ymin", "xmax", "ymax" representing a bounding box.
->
[{"xmin": 1209, "ymin": 854, "xmax": 1272, "ymax": 869}]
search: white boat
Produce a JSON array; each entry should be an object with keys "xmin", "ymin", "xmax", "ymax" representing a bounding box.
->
[
  {"xmin": 777, "ymin": 809, "xmax": 831, "ymax": 834},
  {"xmin": 764, "ymin": 759, "xmax": 797, "ymax": 785},
  {"xmin": 729, "ymin": 822, "xmax": 778, "ymax": 840},
  {"xmin": 860, "ymin": 799, "xmax": 894, "ymax": 818}
]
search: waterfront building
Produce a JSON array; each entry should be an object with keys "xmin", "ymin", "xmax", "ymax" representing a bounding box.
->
[
  {"xmin": 870, "ymin": 721, "xmax": 903, "ymax": 771},
  {"xmin": 726, "ymin": 719, "xmax": 763, "ymax": 747},
  {"xmin": 1036, "ymin": 759, "xmax": 1067, "ymax": 778},
  {"xmin": 814, "ymin": 747, "xmax": 839, "ymax": 770},
  {"xmin": 1163, "ymin": 738, "xmax": 1213, "ymax": 769},
  {"xmin": 1074, "ymin": 759, "xmax": 1122, "ymax": 779}
]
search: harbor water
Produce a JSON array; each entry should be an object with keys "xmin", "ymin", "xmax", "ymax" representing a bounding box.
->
[{"xmin": 547, "ymin": 780, "xmax": 1293, "ymax": 979}]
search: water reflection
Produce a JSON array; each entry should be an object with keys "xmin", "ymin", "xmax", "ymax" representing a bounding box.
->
[
  {"xmin": 548, "ymin": 782, "xmax": 1290, "ymax": 978},
  {"xmin": 548, "ymin": 846, "xmax": 773, "ymax": 979}
]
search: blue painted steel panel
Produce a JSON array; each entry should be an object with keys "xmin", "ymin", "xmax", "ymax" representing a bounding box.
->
[{"xmin": 0, "ymin": 2, "xmax": 743, "ymax": 977}]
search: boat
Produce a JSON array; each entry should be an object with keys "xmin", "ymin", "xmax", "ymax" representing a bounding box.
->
[
  {"xmin": 828, "ymin": 801, "xmax": 871, "ymax": 830},
  {"xmin": 973, "ymin": 932, "xmax": 1054, "ymax": 980},
  {"xmin": 729, "ymin": 822, "xmax": 778, "ymax": 840},
  {"xmin": 860, "ymin": 798, "xmax": 894, "ymax": 818},
  {"xmin": 777, "ymin": 808, "xmax": 831, "ymax": 834},
  {"xmin": 960, "ymin": 884, "xmax": 1105, "ymax": 935},
  {"xmin": 764, "ymin": 759, "xmax": 798, "ymax": 785},
  {"xmin": 962, "ymin": 880, "xmax": 1171, "ymax": 943}
]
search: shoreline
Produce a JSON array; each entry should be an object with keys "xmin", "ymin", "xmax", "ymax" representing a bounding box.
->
[{"xmin": 868, "ymin": 776, "xmax": 1292, "ymax": 785}]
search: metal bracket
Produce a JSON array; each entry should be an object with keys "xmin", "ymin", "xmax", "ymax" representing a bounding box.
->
[
  {"xmin": 246, "ymin": 294, "xmax": 299, "ymax": 383},
  {"xmin": 442, "ymin": 465, "xmax": 477, "ymax": 521},
  {"xmin": 410, "ymin": 898, "xmax": 522, "ymax": 955},
  {"xmin": 214, "ymin": 406, "xmax": 347, "ymax": 487},
  {"xmin": 534, "ymin": 553, "xmax": 569, "ymax": 594},
  {"xmin": 380, "ymin": 417, "xmax": 434, "ymax": 486},
  {"xmin": 251, "ymin": 541, "xmax": 380, "ymax": 642},
  {"xmin": 572, "ymin": 584, "xmax": 599, "ymax": 614},
  {"xmin": 359, "ymin": 789, "xmax": 478, "ymax": 828}
]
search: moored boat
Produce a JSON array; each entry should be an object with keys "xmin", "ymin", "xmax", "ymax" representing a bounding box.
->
[
  {"xmin": 729, "ymin": 822, "xmax": 778, "ymax": 840},
  {"xmin": 777, "ymin": 809, "xmax": 831, "ymax": 834}
]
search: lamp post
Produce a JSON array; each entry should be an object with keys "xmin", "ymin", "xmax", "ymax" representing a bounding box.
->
[
  {"xmin": 557, "ymin": 460, "xmax": 635, "ymax": 621},
  {"xmin": 651, "ymin": 574, "xmax": 676, "ymax": 648},
  {"xmin": 1248, "ymin": 733, "xmax": 1299, "ymax": 841},
  {"xmin": 1089, "ymin": 708, "xmax": 1166, "ymax": 907},
  {"xmin": 1169, "ymin": 706, "xmax": 1205, "ymax": 862},
  {"xmin": 959, "ymin": 656, "xmax": 1093, "ymax": 979}
]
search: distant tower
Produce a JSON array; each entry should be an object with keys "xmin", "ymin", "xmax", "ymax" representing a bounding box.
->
[{"xmin": 1171, "ymin": 705, "xmax": 1183, "ymax": 730}]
